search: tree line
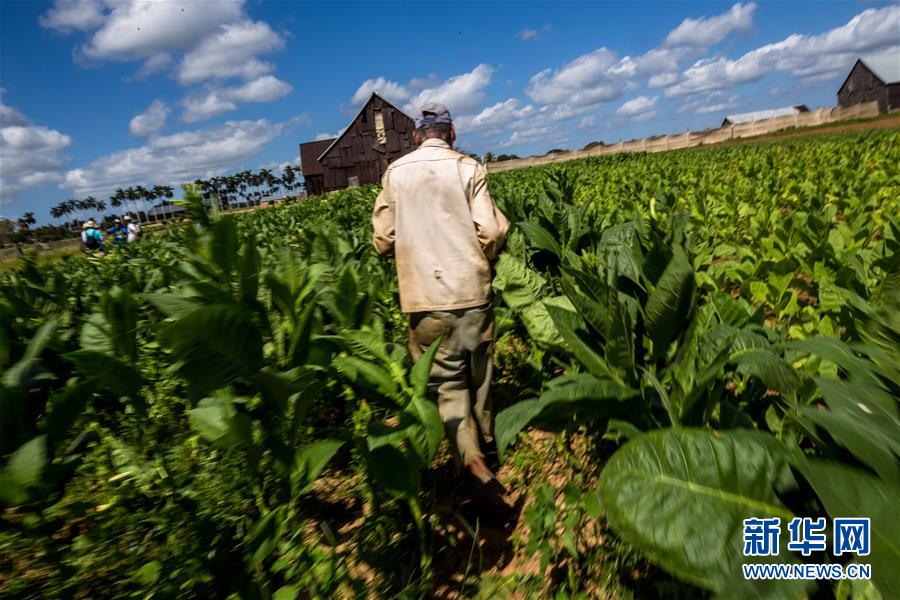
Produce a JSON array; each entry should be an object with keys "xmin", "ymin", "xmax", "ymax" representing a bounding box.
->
[{"xmin": 3, "ymin": 164, "xmax": 304, "ymax": 248}]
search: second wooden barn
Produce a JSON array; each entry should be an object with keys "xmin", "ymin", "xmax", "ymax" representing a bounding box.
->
[{"xmin": 300, "ymin": 93, "xmax": 416, "ymax": 196}]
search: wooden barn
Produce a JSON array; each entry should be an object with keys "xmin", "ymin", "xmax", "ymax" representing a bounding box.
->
[
  {"xmin": 299, "ymin": 93, "xmax": 417, "ymax": 196},
  {"xmin": 837, "ymin": 51, "xmax": 900, "ymax": 113}
]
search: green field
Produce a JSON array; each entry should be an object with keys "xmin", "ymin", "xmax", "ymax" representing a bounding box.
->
[{"xmin": 2, "ymin": 130, "xmax": 898, "ymax": 599}]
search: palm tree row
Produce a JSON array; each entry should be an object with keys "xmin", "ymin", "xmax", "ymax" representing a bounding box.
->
[
  {"xmin": 48, "ymin": 164, "xmax": 301, "ymax": 226},
  {"xmin": 109, "ymin": 185, "xmax": 175, "ymax": 225},
  {"xmin": 192, "ymin": 164, "xmax": 301, "ymax": 211},
  {"xmin": 49, "ymin": 196, "xmax": 107, "ymax": 227}
]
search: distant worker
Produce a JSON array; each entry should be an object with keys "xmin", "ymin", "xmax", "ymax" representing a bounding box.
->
[
  {"xmin": 108, "ymin": 219, "xmax": 126, "ymax": 245},
  {"xmin": 81, "ymin": 220, "xmax": 106, "ymax": 255},
  {"xmin": 372, "ymin": 102, "xmax": 511, "ymax": 504},
  {"xmin": 124, "ymin": 215, "xmax": 142, "ymax": 242}
]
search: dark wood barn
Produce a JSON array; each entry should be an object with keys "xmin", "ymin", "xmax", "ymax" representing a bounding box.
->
[
  {"xmin": 299, "ymin": 139, "xmax": 334, "ymax": 197},
  {"xmin": 837, "ymin": 52, "xmax": 900, "ymax": 113},
  {"xmin": 299, "ymin": 93, "xmax": 416, "ymax": 196}
]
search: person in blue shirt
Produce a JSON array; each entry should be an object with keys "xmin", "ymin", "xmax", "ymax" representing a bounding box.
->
[
  {"xmin": 107, "ymin": 218, "xmax": 127, "ymax": 245},
  {"xmin": 81, "ymin": 220, "xmax": 106, "ymax": 255}
]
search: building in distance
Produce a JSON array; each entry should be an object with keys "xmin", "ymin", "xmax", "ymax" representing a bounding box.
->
[
  {"xmin": 722, "ymin": 105, "xmax": 809, "ymax": 127},
  {"xmin": 837, "ymin": 51, "xmax": 900, "ymax": 114},
  {"xmin": 299, "ymin": 93, "xmax": 417, "ymax": 196}
]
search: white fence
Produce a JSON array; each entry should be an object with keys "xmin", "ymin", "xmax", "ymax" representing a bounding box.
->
[{"xmin": 488, "ymin": 101, "xmax": 881, "ymax": 173}]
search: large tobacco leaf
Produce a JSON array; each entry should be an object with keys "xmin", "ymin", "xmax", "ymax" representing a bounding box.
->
[{"xmin": 599, "ymin": 428, "xmax": 794, "ymax": 592}]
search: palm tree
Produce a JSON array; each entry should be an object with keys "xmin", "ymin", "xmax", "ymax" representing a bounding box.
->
[
  {"xmin": 484, "ymin": 151, "xmax": 496, "ymax": 163},
  {"xmin": 281, "ymin": 165, "xmax": 297, "ymax": 200},
  {"xmin": 258, "ymin": 169, "xmax": 274, "ymax": 204},
  {"xmin": 125, "ymin": 187, "xmax": 141, "ymax": 224},
  {"xmin": 18, "ymin": 212, "xmax": 36, "ymax": 229}
]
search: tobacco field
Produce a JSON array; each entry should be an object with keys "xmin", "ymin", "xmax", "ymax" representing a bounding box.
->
[{"xmin": 1, "ymin": 129, "xmax": 898, "ymax": 599}]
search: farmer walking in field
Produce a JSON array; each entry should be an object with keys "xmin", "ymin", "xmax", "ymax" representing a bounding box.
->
[
  {"xmin": 372, "ymin": 102, "xmax": 510, "ymax": 502},
  {"xmin": 81, "ymin": 220, "xmax": 106, "ymax": 256}
]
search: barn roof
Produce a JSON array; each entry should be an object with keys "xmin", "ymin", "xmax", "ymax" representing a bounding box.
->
[
  {"xmin": 723, "ymin": 105, "xmax": 809, "ymax": 125},
  {"xmin": 317, "ymin": 92, "xmax": 412, "ymax": 162},
  {"xmin": 299, "ymin": 139, "xmax": 334, "ymax": 177},
  {"xmin": 859, "ymin": 50, "xmax": 900, "ymax": 85}
]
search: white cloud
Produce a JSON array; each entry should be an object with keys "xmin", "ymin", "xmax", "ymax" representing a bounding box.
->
[
  {"xmin": 518, "ymin": 25, "xmax": 552, "ymax": 42},
  {"xmin": 497, "ymin": 124, "xmax": 567, "ymax": 149},
  {"xmin": 129, "ymin": 99, "xmax": 169, "ymax": 137},
  {"xmin": 579, "ymin": 116, "xmax": 597, "ymax": 129},
  {"xmin": 405, "ymin": 64, "xmax": 494, "ymax": 117},
  {"xmin": 180, "ymin": 75, "xmax": 293, "ymax": 122},
  {"xmin": 648, "ymin": 72, "xmax": 678, "ymax": 88},
  {"xmin": 39, "ymin": 0, "xmax": 106, "ymax": 32},
  {"xmin": 134, "ymin": 52, "xmax": 174, "ymax": 78},
  {"xmin": 616, "ymin": 95, "xmax": 659, "ymax": 116},
  {"xmin": 315, "ymin": 132, "xmax": 337, "ymax": 141},
  {"xmin": 78, "ymin": 0, "xmax": 245, "ymax": 62},
  {"xmin": 0, "ymin": 100, "xmax": 72, "ymax": 202},
  {"xmin": 0, "ymin": 103, "xmax": 29, "ymax": 127},
  {"xmin": 526, "ymin": 49, "xmax": 626, "ymax": 107},
  {"xmin": 665, "ymin": 2, "xmax": 757, "ymax": 48},
  {"xmin": 350, "ymin": 65, "xmax": 494, "ymax": 123},
  {"xmin": 666, "ymin": 5, "xmax": 900, "ymax": 97},
  {"xmin": 677, "ymin": 91, "xmax": 740, "ymax": 114},
  {"xmin": 182, "ymin": 91, "xmax": 237, "ymax": 123},
  {"xmin": 177, "ymin": 20, "xmax": 285, "ymax": 85},
  {"xmin": 228, "ymin": 75, "xmax": 293, "ymax": 103},
  {"xmin": 459, "ymin": 98, "xmax": 535, "ymax": 133},
  {"xmin": 351, "ymin": 77, "xmax": 412, "ymax": 106},
  {"xmin": 63, "ymin": 117, "xmax": 301, "ymax": 196}
]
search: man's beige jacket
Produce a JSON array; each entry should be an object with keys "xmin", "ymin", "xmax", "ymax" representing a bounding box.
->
[{"xmin": 372, "ymin": 138, "xmax": 509, "ymax": 313}]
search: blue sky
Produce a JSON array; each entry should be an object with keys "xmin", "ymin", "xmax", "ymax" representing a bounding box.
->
[{"xmin": 1, "ymin": 1, "xmax": 898, "ymax": 223}]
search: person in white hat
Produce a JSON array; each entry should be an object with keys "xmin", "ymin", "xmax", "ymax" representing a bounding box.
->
[
  {"xmin": 124, "ymin": 215, "xmax": 142, "ymax": 243},
  {"xmin": 81, "ymin": 220, "xmax": 106, "ymax": 254},
  {"xmin": 372, "ymin": 101, "xmax": 511, "ymax": 506}
]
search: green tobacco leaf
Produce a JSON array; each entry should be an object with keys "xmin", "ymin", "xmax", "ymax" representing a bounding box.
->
[
  {"xmin": 273, "ymin": 586, "xmax": 299, "ymax": 600},
  {"xmin": 295, "ymin": 439, "xmax": 343, "ymax": 495},
  {"xmin": 492, "ymin": 253, "xmax": 546, "ymax": 311},
  {"xmin": 189, "ymin": 398, "xmax": 252, "ymax": 449},
  {"xmin": 495, "ymin": 398, "xmax": 542, "ymax": 462},
  {"xmin": 65, "ymin": 350, "xmax": 143, "ymax": 399},
  {"xmin": 732, "ymin": 349, "xmax": 801, "ymax": 393},
  {"xmin": 80, "ymin": 312, "xmax": 114, "ymax": 355},
  {"xmin": 547, "ymin": 303, "xmax": 619, "ymax": 381},
  {"xmin": 0, "ymin": 319, "xmax": 59, "ymax": 389},
  {"xmin": 599, "ymin": 428, "xmax": 793, "ymax": 592},
  {"xmin": 5, "ymin": 435, "xmax": 47, "ymax": 488},
  {"xmin": 245, "ymin": 508, "xmax": 284, "ymax": 570},
  {"xmin": 406, "ymin": 396, "xmax": 443, "ymax": 463},
  {"xmin": 518, "ymin": 220, "xmax": 561, "ymax": 257},
  {"xmin": 798, "ymin": 459, "xmax": 900, "ymax": 599},
  {"xmin": 333, "ymin": 356, "xmax": 397, "ymax": 398},
  {"xmin": 365, "ymin": 445, "xmax": 420, "ymax": 498},
  {"xmin": 144, "ymin": 293, "xmax": 201, "ymax": 319},
  {"xmin": 240, "ymin": 234, "xmax": 259, "ymax": 304},
  {"xmin": 367, "ymin": 417, "xmax": 415, "ymax": 451},
  {"xmin": 210, "ymin": 216, "xmax": 240, "ymax": 276},
  {"xmin": 800, "ymin": 378, "xmax": 900, "ymax": 486},
  {"xmin": 22, "ymin": 318, "xmax": 57, "ymax": 363},
  {"xmin": 788, "ymin": 338, "xmax": 882, "ymax": 387},
  {"xmin": 644, "ymin": 247, "xmax": 694, "ymax": 359},
  {"xmin": 495, "ymin": 375, "xmax": 637, "ymax": 460},
  {"xmin": 410, "ymin": 336, "xmax": 442, "ymax": 399},
  {"xmin": 159, "ymin": 303, "xmax": 262, "ymax": 396}
]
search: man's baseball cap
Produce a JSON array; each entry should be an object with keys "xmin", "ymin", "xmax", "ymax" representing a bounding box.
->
[{"xmin": 415, "ymin": 102, "xmax": 452, "ymax": 128}]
